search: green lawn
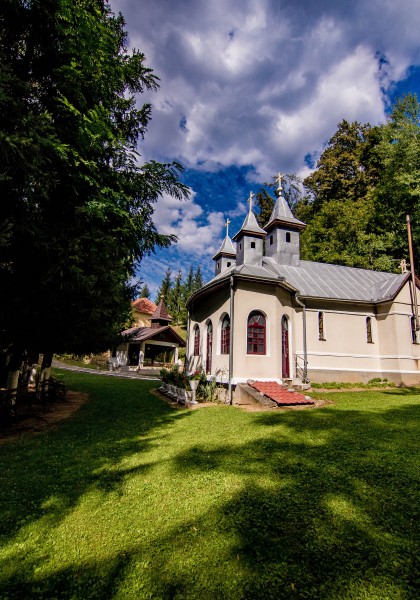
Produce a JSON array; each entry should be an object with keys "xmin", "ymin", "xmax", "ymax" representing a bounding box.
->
[{"xmin": 0, "ymin": 372, "xmax": 419, "ymax": 599}]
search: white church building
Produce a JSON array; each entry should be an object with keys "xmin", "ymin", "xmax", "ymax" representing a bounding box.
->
[{"xmin": 186, "ymin": 179, "xmax": 420, "ymax": 389}]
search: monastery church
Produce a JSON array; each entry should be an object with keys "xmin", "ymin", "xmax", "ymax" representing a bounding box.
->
[{"xmin": 186, "ymin": 176, "xmax": 420, "ymax": 389}]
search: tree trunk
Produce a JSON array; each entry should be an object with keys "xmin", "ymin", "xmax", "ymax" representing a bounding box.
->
[
  {"xmin": 6, "ymin": 349, "xmax": 24, "ymax": 390},
  {"xmin": 38, "ymin": 352, "xmax": 53, "ymax": 390}
]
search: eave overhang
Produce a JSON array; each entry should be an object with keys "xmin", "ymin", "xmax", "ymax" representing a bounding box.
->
[{"xmin": 264, "ymin": 217, "xmax": 306, "ymax": 233}]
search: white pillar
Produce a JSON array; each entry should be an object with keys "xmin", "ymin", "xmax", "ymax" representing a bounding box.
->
[{"xmin": 139, "ymin": 342, "xmax": 145, "ymax": 368}]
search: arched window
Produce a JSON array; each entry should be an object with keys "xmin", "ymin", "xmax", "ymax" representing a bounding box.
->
[
  {"xmin": 270, "ymin": 235, "xmax": 273, "ymax": 246},
  {"xmin": 286, "ymin": 232, "xmax": 291, "ymax": 243},
  {"xmin": 251, "ymin": 241, "xmax": 256, "ymax": 249},
  {"xmin": 318, "ymin": 311, "xmax": 325, "ymax": 341},
  {"xmin": 366, "ymin": 317, "xmax": 373, "ymax": 343},
  {"xmin": 247, "ymin": 311, "xmax": 266, "ymax": 354},
  {"xmin": 193, "ymin": 325, "xmax": 200, "ymax": 356},
  {"xmin": 221, "ymin": 315, "xmax": 230, "ymax": 354},
  {"xmin": 206, "ymin": 321, "xmax": 213, "ymax": 374},
  {"xmin": 227, "ymin": 261, "xmax": 231, "ymax": 267}
]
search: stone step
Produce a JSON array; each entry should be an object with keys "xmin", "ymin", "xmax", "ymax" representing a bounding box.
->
[{"xmin": 283, "ymin": 378, "xmax": 311, "ymax": 391}]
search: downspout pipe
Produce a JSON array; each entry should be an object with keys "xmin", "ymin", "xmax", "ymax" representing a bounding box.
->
[
  {"xmin": 294, "ymin": 293, "xmax": 308, "ymax": 383},
  {"xmin": 185, "ymin": 308, "xmax": 191, "ymax": 375},
  {"xmin": 407, "ymin": 215, "xmax": 419, "ymax": 334},
  {"xmin": 228, "ymin": 275, "xmax": 235, "ymax": 404}
]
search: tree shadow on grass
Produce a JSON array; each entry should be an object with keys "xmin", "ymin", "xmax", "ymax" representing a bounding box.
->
[
  {"xmin": 0, "ymin": 382, "xmax": 418, "ymax": 599},
  {"xmin": 0, "ymin": 372, "xmax": 191, "ymax": 576},
  {"xmin": 162, "ymin": 402, "xmax": 419, "ymax": 599}
]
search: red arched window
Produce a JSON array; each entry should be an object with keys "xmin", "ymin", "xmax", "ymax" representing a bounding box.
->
[
  {"xmin": 221, "ymin": 315, "xmax": 230, "ymax": 354},
  {"xmin": 247, "ymin": 311, "xmax": 266, "ymax": 355},
  {"xmin": 193, "ymin": 325, "xmax": 200, "ymax": 356}
]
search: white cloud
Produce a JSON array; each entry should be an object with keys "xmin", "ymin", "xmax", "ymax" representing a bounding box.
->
[
  {"xmin": 152, "ymin": 190, "xmax": 225, "ymax": 254},
  {"xmin": 112, "ymin": 0, "xmax": 420, "ymax": 289},
  {"xmin": 112, "ymin": 0, "xmax": 420, "ymax": 178}
]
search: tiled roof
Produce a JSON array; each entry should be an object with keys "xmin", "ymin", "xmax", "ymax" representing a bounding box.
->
[
  {"xmin": 248, "ymin": 381, "xmax": 314, "ymax": 405},
  {"xmin": 121, "ymin": 325, "xmax": 186, "ymax": 346},
  {"xmin": 132, "ymin": 298, "xmax": 157, "ymax": 315},
  {"xmin": 151, "ymin": 300, "xmax": 172, "ymax": 322}
]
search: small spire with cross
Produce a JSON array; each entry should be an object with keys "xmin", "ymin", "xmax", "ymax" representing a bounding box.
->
[
  {"xmin": 225, "ymin": 218, "xmax": 231, "ymax": 237},
  {"xmin": 399, "ymin": 259, "xmax": 408, "ymax": 273},
  {"xmin": 248, "ymin": 191, "xmax": 254, "ymax": 213},
  {"xmin": 276, "ymin": 173, "xmax": 283, "ymax": 194}
]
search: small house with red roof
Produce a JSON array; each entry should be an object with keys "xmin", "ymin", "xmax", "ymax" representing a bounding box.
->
[
  {"xmin": 131, "ymin": 297, "xmax": 157, "ymax": 327},
  {"xmin": 117, "ymin": 299, "xmax": 185, "ymax": 370}
]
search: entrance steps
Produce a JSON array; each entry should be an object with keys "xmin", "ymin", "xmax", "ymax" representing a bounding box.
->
[
  {"xmin": 234, "ymin": 381, "xmax": 314, "ymax": 408},
  {"xmin": 282, "ymin": 378, "xmax": 311, "ymax": 391}
]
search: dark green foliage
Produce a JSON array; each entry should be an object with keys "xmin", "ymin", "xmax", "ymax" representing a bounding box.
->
[
  {"xmin": 154, "ymin": 267, "xmax": 172, "ymax": 304},
  {"xmin": 153, "ymin": 265, "xmax": 204, "ymax": 325},
  {"xmin": 296, "ymin": 105, "xmax": 420, "ymax": 273},
  {"xmin": 255, "ymin": 188, "xmax": 275, "ymax": 228},
  {"xmin": 371, "ymin": 95, "xmax": 420, "ymax": 271},
  {"xmin": 0, "ymin": 0, "xmax": 188, "ymax": 357},
  {"xmin": 139, "ymin": 283, "xmax": 151, "ymax": 299}
]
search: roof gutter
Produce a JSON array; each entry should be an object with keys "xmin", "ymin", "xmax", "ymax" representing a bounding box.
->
[
  {"xmin": 294, "ymin": 293, "xmax": 308, "ymax": 383},
  {"xmin": 185, "ymin": 309, "xmax": 191, "ymax": 374}
]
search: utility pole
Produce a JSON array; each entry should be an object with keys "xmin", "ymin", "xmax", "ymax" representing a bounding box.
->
[{"xmin": 406, "ymin": 215, "xmax": 419, "ymax": 335}]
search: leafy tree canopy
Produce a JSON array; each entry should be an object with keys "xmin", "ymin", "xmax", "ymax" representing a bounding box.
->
[
  {"xmin": 294, "ymin": 100, "xmax": 420, "ymax": 273},
  {"xmin": 0, "ymin": 0, "xmax": 189, "ymax": 360}
]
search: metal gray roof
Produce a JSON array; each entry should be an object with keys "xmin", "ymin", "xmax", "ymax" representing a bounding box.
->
[
  {"xmin": 265, "ymin": 194, "xmax": 306, "ymax": 231},
  {"xmin": 232, "ymin": 210, "xmax": 266, "ymax": 240},
  {"xmin": 212, "ymin": 234, "xmax": 236, "ymax": 259},
  {"xmin": 206, "ymin": 258, "xmax": 408, "ymax": 303},
  {"xmin": 262, "ymin": 258, "xmax": 408, "ymax": 302}
]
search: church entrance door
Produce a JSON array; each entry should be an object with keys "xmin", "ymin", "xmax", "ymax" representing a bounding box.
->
[
  {"xmin": 281, "ymin": 316, "xmax": 290, "ymax": 379},
  {"xmin": 206, "ymin": 321, "xmax": 213, "ymax": 374}
]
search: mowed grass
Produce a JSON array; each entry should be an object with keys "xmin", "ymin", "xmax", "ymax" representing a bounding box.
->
[{"xmin": 0, "ymin": 372, "xmax": 419, "ymax": 599}]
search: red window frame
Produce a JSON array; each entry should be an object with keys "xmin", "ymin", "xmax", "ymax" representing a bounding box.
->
[
  {"xmin": 247, "ymin": 311, "xmax": 266, "ymax": 355},
  {"xmin": 193, "ymin": 325, "xmax": 200, "ymax": 356},
  {"xmin": 221, "ymin": 315, "xmax": 230, "ymax": 354}
]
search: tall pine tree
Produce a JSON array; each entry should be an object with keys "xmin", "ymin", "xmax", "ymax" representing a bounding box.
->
[{"xmin": 0, "ymin": 0, "xmax": 189, "ymax": 383}]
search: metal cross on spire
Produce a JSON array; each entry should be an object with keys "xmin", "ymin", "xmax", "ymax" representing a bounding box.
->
[
  {"xmin": 276, "ymin": 173, "xmax": 283, "ymax": 194},
  {"xmin": 225, "ymin": 218, "xmax": 231, "ymax": 237},
  {"xmin": 248, "ymin": 191, "xmax": 255, "ymax": 212}
]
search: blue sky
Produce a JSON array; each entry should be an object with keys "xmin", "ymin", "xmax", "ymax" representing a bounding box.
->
[{"xmin": 110, "ymin": 0, "xmax": 420, "ymax": 299}]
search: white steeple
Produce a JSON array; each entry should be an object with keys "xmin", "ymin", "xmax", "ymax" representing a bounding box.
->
[
  {"xmin": 213, "ymin": 218, "xmax": 236, "ymax": 276},
  {"xmin": 232, "ymin": 192, "xmax": 266, "ymax": 266},
  {"xmin": 264, "ymin": 173, "xmax": 306, "ymax": 266}
]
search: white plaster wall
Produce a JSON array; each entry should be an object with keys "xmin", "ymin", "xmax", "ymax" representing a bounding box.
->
[{"xmin": 187, "ymin": 278, "xmax": 420, "ymax": 385}]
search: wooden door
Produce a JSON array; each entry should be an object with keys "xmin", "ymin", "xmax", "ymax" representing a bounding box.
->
[
  {"xmin": 281, "ymin": 316, "xmax": 290, "ymax": 378},
  {"xmin": 206, "ymin": 322, "xmax": 213, "ymax": 374}
]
